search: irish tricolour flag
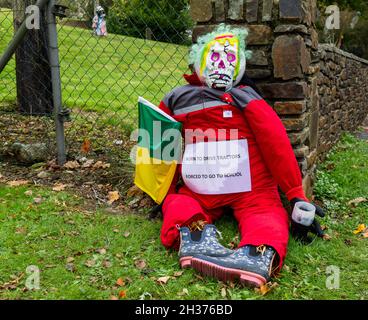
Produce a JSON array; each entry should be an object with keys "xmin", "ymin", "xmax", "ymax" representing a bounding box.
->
[{"xmin": 134, "ymin": 97, "xmax": 182, "ymax": 204}]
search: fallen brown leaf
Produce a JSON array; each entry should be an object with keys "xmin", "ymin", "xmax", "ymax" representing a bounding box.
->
[
  {"xmin": 81, "ymin": 139, "xmax": 91, "ymax": 154},
  {"xmin": 123, "ymin": 231, "xmax": 130, "ymax": 238},
  {"xmin": 128, "ymin": 198, "xmax": 140, "ymax": 208},
  {"xmin": 221, "ymin": 287, "xmax": 227, "ymax": 298},
  {"xmin": 0, "ymin": 273, "xmax": 25, "ymax": 290},
  {"xmin": 134, "ymin": 259, "xmax": 147, "ymax": 270},
  {"xmin": 66, "ymin": 257, "xmax": 75, "ymax": 263},
  {"xmin": 255, "ymin": 282, "xmax": 278, "ymax": 296},
  {"xmin": 353, "ymin": 224, "xmax": 366, "ymax": 234},
  {"xmin": 7, "ymin": 180, "xmax": 29, "ymax": 187},
  {"xmin": 93, "ymin": 161, "xmax": 110, "ymax": 170},
  {"xmin": 108, "ymin": 191, "xmax": 120, "ymax": 204},
  {"xmin": 118, "ymin": 290, "xmax": 127, "ymax": 299},
  {"xmin": 116, "ymin": 278, "xmax": 125, "ymax": 287},
  {"xmin": 323, "ymin": 234, "xmax": 332, "ymax": 241},
  {"xmin": 85, "ymin": 259, "xmax": 96, "ymax": 268},
  {"xmin": 33, "ymin": 197, "xmax": 43, "ymax": 204},
  {"xmin": 65, "ymin": 263, "xmax": 75, "ymax": 272},
  {"xmin": 127, "ymin": 185, "xmax": 144, "ymax": 197},
  {"xmin": 15, "ymin": 227, "xmax": 27, "ymax": 234},
  {"xmin": 96, "ymin": 248, "xmax": 107, "ymax": 255},
  {"xmin": 139, "ymin": 197, "xmax": 154, "ymax": 208},
  {"xmin": 102, "ymin": 260, "xmax": 112, "ymax": 268},
  {"xmin": 63, "ymin": 161, "xmax": 80, "ymax": 170},
  {"xmin": 173, "ymin": 271, "xmax": 184, "ymax": 277},
  {"xmin": 82, "ymin": 159, "xmax": 94, "ymax": 168},
  {"xmin": 37, "ymin": 171, "xmax": 49, "ymax": 179},
  {"xmin": 52, "ymin": 183, "xmax": 67, "ymax": 192},
  {"xmin": 156, "ymin": 276, "xmax": 171, "ymax": 284},
  {"xmin": 24, "ymin": 190, "xmax": 33, "ymax": 196},
  {"xmin": 194, "ymin": 274, "xmax": 204, "ymax": 281},
  {"xmin": 257, "ymin": 284, "xmax": 270, "ymax": 296},
  {"xmin": 348, "ymin": 197, "xmax": 367, "ymax": 207}
]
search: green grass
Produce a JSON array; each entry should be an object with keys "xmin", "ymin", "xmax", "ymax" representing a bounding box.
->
[
  {"xmin": 0, "ymin": 133, "xmax": 367, "ymax": 300},
  {"xmin": 0, "ymin": 9, "xmax": 189, "ymax": 118}
]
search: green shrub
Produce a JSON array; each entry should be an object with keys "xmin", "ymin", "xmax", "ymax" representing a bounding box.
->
[{"xmin": 106, "ymin": 0, "xmax": 193, "ymax": 45}]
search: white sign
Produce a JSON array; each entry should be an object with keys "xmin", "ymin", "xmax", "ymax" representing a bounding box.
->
[{"xmin": 182, "ymin": 139, "xmax": 252, "ymax": 195}]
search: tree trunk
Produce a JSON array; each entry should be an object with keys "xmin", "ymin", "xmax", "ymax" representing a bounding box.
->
[{"xmin": 13, "ymin": 0, "xmax": 53, "ymax": 115}]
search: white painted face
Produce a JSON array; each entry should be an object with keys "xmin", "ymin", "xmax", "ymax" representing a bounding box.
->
[
  {"xmin": 195, "ymin": 34, "xmax": 246, "ymax": 91},
  {"xmin": 204, "ymin": 40, "xmax": 237, "ymax": 91}
]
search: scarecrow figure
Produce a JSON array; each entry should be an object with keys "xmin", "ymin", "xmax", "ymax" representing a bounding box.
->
[
  {"xmin": 154, "ymin": 24, "xmax": 325, "ymax": 287},
  {"xmin": 92, "ymin": 5, "xmax": 107, "ymax": 36}
]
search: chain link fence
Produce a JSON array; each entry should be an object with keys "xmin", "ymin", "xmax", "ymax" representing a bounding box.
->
[{"xmin": 0, "ymin": 0, "xmax": 192, "ymax": 189}]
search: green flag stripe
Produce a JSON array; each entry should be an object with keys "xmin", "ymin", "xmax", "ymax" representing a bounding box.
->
[{"xmin": 138, "ymin": 101, "xmax": 182, "ymax": 161}]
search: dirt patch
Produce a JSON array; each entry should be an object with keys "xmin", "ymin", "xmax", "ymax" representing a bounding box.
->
[
  {"xmin": 0, "ymin": 112, "xmax": 155, "ymax": 216},
  {"xmin": 0, "ymin": 157, "xmax": 155, "ymax": 216}
]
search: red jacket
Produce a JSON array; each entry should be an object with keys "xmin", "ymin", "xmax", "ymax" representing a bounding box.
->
[{"xmin": 158, "ymin": 73, "xmax": 308, "ymax": 208}]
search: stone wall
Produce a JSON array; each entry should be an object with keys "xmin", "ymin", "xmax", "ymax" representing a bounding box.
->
[
  {"xmin": 318, "ymin": 44, "xmax": 368, "ymax": 158},
  {"xmin": 189, "ymin": 0, "xmax": 368, "ymax": 197}
]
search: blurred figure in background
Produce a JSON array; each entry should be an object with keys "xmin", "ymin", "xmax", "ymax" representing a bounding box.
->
[{"xmin": 92, "ymin": 5, "xmax": 108, "ymax": 37}]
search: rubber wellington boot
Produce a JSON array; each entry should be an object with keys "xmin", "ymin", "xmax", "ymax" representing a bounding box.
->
[
  {"xmin": 178, "ymin": 224, "xmax": 233, "ymax": 269},
  {"xmin": 191, "ymin": 245, "xmax": 277, "ymax": 288}
]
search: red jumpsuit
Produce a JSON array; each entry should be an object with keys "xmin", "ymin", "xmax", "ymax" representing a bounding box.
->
[{"xmin": 158, "ymin": 74, "xmax": 308, "ymax": 268}]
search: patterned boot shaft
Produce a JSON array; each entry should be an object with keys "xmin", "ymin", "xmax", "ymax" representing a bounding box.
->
[
  {"xmin": 179, "ymin": 224, "xmax": 233, "ymax": 259},
  {"xmin": 191, "ymin": 245, "xmax": 277, "ymax": 287}
]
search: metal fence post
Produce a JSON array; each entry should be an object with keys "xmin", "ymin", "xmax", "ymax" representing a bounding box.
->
[{"xmin": 46, "ymin": 0, "xmax": 66, "ymax": 165}]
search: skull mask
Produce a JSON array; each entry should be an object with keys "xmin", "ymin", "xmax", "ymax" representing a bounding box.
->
[{"xmin": 195, "ymin": 33, "xmax": 246, "ymax": 92}]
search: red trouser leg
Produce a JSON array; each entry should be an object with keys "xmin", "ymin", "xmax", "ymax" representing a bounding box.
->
[
  {"xmin": 231, "ymin": 189, "xmax": 290, "ymax": 270},
  {"xmin": 160, "ymin": 193, "xmax": 223, "ymax": 249}
]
